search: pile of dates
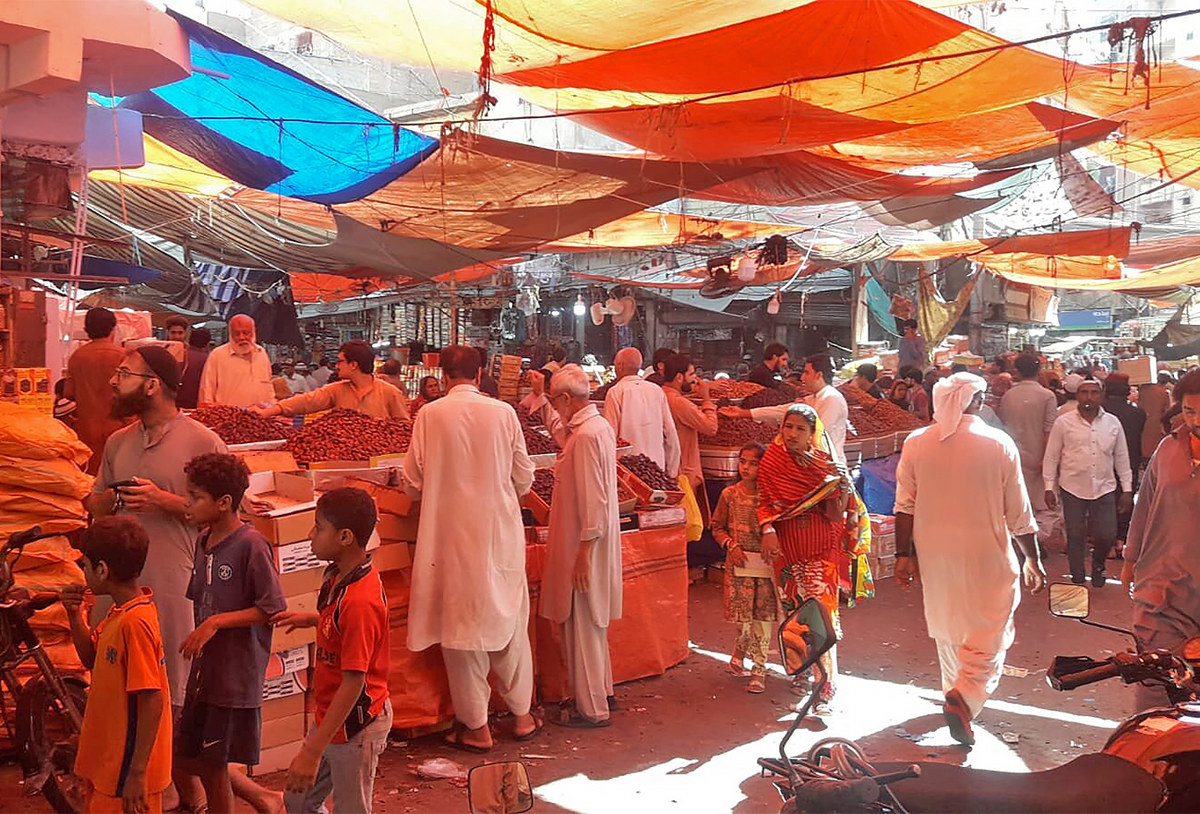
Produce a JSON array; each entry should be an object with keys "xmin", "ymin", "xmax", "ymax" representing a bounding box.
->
[
  {"xmin": 708, "ymin": 380, "xmax": 765, "ymax": 400},
  {"xmin": 192, "ymin": 405, "xmax": 293, "ymax": 445},
  {"xmin": 531, "ymin": 470, "xmax": 556, "ymax": 504},
  {"xmin": 619, "ymin": 453, "xmax": 678, "ymax": 492},
  {"xmin": 700, "ymin": 416, "xmax": 778, "ymax": 448},
  {"xmin": 524, "ymin": 427, "xmax": 557, "ymax": 455},
  {"xmin": 283, "ymin": 409, "xmax": 413, "ymax": 464},
  {"xmin": 740, "ymin": 384, "xmax": 802, "ymax": 410}
]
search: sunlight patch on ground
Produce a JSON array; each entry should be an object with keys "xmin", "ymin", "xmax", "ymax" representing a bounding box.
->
[{"xmin": 533, "ymin": 644, "xmax": 1036, "ymax": 812}]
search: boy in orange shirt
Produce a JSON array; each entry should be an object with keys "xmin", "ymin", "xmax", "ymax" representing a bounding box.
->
[
  {"xmin": 63, "ymin": 516, "xmax": 173, "ymax": 814},
  {"xmin": 273, "ymin": 487, "xmax": 391, "ymax": 814}
]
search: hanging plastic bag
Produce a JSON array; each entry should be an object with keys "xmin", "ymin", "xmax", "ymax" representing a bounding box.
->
[{"xmin": 677, "ymin": 476, "xmax": 703, "ymax": 543}]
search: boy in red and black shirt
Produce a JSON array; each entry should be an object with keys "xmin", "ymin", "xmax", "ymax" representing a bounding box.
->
[{"xmin": 273, "ymin": 487, "xmax": 391, "ymax": 814}]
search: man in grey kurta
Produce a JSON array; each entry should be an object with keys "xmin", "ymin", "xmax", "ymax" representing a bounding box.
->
[
  {"xmin": 86, "ymin": 346, "xmax": 227, "ymax": 707},
  {"xmin": 539, "ymin": 365, "xmax": 623, "ymax": 726},
  {"xmin": 998, "ymin": 354, "xmax": 1059, "ymax": 543},
  {"xmin": 1122, "ymin": 371, "xmax": 1200, "ymax": 710}
]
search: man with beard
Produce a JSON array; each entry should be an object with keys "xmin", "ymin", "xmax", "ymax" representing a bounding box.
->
[
  {"xmin": 1123, "ymin": 371, "xmax": 1200, "ymax": 709},
  {"xmin": 85, "ymin": 347, "xmax": 283, "ymax": 814},
  {"xmin": 1043, "ymin": 377, "xmax": 1133, "ymax": 587},
  {"xmin": 662, "ymin": 353, "xmax": 717, "ymax": 495},
  {"xmin": 198, "ymin": 314, "xmax": 274, "ymax": 407},
  {"xmin": 86, "ymin": 345, "xmax": 226, "ymax": 701},
  {"xmin": 85, "ymin": 347, "xmax": 228, "ymax": 811}
]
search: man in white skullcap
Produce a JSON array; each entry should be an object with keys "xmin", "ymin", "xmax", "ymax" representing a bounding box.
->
[{"xmin": 894, "ymin": 373, "xmax": 1045, "ymax": 746}]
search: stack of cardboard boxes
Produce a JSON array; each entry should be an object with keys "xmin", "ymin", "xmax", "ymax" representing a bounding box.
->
[
  {"xmin": 243, "ymin": 469, "xmax": 321, "ymax": 774},
  {"xmin": 868, "ymin": 514, "xmax": 896, "ymax": 580}
]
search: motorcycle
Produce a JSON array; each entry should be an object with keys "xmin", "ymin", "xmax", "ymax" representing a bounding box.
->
[
  {"xmin": 0, "ymin": 526, "xmax": 88, "ymax": 812},
  {"xmin": 758, "ymin": 583, "xmax": 1200, "ymax": 812}
]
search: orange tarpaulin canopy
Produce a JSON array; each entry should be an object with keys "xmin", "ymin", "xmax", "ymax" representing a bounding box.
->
[
  {"xmin": 546, "ymin": 210, "xmax": 794, "ymax": 251},
  {"xmin": 244, "ymin": 0, "xmax": 986, "ymax": 76},
  {"xmin": 1065, "ymin": 63, "xmax": 1200, "ymax": 189},
  {"xmin": 699, "ymin": 150, "xmax": 1019, "ymax": 207},
  {"xmin": 823, "ymin": 103, "xmax": 1119, "ymax": 170},
  {"xmin": 892, "ymin": 228, "xmax": 1132, "ymax": 282},
  {"xmin": 232, "ymin": 132, "xmax": 757, "ymax": 252},
  {"xmin": 289, "ymin": 264, "xmax": 500, "ymax": 302},
  {"xmin": 502, "ymin": 0, "xmax": 1102, "ymax": 161},
  {"xmin": 891, "ymin": 228, "xmax": 1132, "ymax": 264},
  {"xmin": 89, "ymin": 134, "xmax": 235, "ymax": 197},
  {"xmin": 997, "ymin": 255, "xmax": 1200, "ymax": 293}
]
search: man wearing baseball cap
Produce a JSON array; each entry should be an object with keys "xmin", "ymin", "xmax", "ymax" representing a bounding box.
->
[{"xmin": 1058, "ymin": 371, "xmax": 1087, "ymax": 417}]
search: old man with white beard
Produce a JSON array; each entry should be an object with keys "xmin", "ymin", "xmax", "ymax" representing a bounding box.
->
[{"xmin": 532, "ymin": 365, "xmax": 622, "ymax": 727}]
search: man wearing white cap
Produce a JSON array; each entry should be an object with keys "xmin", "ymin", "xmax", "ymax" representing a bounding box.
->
[
  {"xmin": 1058, "ymin": 372, "xmax": 1086, "ymax": 417},
  {"xmin": 894, "ymin": 373, "xmax": 1045, "ymax": 746}
]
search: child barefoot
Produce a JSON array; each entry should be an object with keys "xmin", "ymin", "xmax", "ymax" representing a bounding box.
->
[{"xmin": 711, "ymin": 443, "xmax": 778, "ymax": 693}]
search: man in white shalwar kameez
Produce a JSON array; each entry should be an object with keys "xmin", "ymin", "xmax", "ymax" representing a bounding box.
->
[
  {"xmin": 403, "ymin": 346, "xmax": 539, "ymax": 751},
  {"xmin": 538, "ymin": 365, "xmax": 622, "ymax": 726},
  {"xmin": 894, "ymin": 373, "xmax": 1045, "ymax": 746},
  {"xmin": 603, "ymin": 348, "xmax": 681, "ymax": 477}
]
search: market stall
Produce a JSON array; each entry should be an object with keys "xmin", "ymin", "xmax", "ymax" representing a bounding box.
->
[{"xmin": 196, "ymin": 402, "xmax": 691, "ymax": 749}]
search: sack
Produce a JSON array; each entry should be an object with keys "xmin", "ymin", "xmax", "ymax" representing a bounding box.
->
[
  {"xmin": 678, "ymin": 476, "xmax": 703, "ymax": 543},
  {"xmin": 0, "ymin": 455, "xmax": 93, "ymax": 498},
  {"xmin": 0, "ymin": 484, "xmax": 87, "ymax": 519},
  {"xmin": 0, "ymin": 402, "xmax": 91, "ymax": 466}
]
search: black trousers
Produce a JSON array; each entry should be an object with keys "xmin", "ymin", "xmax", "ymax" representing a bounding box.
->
[{"xmin": 1060, "ymin": 489, "xmax": 1117, "ymax": 579}]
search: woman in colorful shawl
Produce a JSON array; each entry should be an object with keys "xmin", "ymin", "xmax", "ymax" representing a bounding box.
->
[{"xmin": 758, "ymin": 403, "xmax": 860, "ymax": 710}]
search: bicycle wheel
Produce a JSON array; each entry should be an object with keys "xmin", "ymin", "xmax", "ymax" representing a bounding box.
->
[{"xmin": 17, "ymin": 675, "xmax": 88, "ymax": 814}]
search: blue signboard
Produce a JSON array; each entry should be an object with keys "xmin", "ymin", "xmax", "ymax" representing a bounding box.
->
[{"xmin": 1054, "ymin": 309, "xmax": 1113, "ymax": 331}]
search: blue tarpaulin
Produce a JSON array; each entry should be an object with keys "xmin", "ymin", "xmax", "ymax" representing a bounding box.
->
[
  {"xmin": 855, "ymin": 453, "xmax": 900, "ymax": 516},
  {"xmin": 103, "ymin": 12, "xmax": 437, "ymax": 204}
]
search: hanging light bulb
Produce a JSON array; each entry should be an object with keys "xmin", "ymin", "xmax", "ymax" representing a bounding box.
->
[
  {"xmin": 766, "ymin": 291, "xmax": 781, "ymax": 316},
  {"xmin": 573, "ymin": 293, "xmax": 587, "ymax": 316}
]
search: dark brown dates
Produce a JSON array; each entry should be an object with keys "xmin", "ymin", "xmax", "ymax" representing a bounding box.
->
[
  {"xmin": 283, "ymin": 409, "xmax": 413, "ymax": 464},
  {"xmin": 619, "ymin": 454, "xmax": 677, "ymax": 491},
  {"xmin": 192, "ymin": 405, "xmax": 294, "ymax": 445}
]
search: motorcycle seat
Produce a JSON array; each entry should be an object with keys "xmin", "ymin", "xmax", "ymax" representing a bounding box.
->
[{"xmin": 880, "ymin": 753, "xmax": 1165, "ymax": 813}]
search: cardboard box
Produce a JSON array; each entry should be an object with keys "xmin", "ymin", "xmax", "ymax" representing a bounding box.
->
[
  {"xmin": 261, "ymin": 693, "xmax": 306, "ymax": 722},
  {"xmin": 637, "ymin": 505, "xmax": 687, "ymax": 530},
  {"xmin": 869, "ymin": 554, "xmax": 896, "ymax": 580},
  {"xmin": 271, "ymin": 624, "xmax": 316, "ymax": 653},
  {"xmin": 250, "ymin": 740, "xmax": 304, "ymax": 776},
  {"xmin": 376, "ymin": 513, "xmax": 419, "ymax": 542},
  {"xmin": 280, "ymin": 565, "xmax": 325, "ymax": 596},
  {"xmin": 347, "ymin": 477, "xmax": 417, "ymax": 516},
  {"xmin": 1118, "ymin": 355, "xmax": 1157, "ymax": 386},
  {"xmin": 273, "ymin": 540, "xmax": 322, "ymax": 575},
  {"xmin": 265, "ymin": 646, "xmax": 311, "ymax": 681},
  {"xmin": 870, "ymin": 532, "xmax": 896, "ymax": 558},
  {"xmin": 285, "ymin": 590, "xmax": 319, "ymax": 616},
  {"xmin": 261, "ymin": 712, "xmax": 307, "ymax": 750},
  {"xmin": 262, "ymin": 668, "xmax": 309, "ymax": 702},
  {"xmin": 245, "ymin": 471, "xmax": 316, "ymax": 545},
  {"xmin": 374, "ymin": 540, "xmax": 412, "ymax": 572},
  {"xmin": 236, "ymin": 450, "xmax": 298, "ymax": 474}
]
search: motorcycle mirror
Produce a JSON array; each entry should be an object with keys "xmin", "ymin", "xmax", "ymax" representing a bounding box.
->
[
  {"xmin": 467, "ymin": 761, "xmax": 533, "ymax": 814},
  {"xmin": 779, "ymin": 598, "xmax": 838, "ymax": 676},
  {"xmin": 1049, "ymin": 582, "xmax": 1090, "ymax": 619}
]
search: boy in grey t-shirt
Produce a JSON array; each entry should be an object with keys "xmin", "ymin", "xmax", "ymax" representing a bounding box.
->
[{"xmin": 178, "ymin": 453, "xmax": 286, "ymax": 814}]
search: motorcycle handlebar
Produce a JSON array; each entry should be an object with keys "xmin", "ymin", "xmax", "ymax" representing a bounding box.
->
[{"xmin": 1054, "ymin": 661, "xmax": 1123, "ymax": 690}]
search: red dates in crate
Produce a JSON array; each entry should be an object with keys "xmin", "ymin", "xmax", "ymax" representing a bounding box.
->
[
  {"xmin": 283, "ymin": 409, "xmax": 413, "ymax": 464},
  {"xmin": 618, "ymin": 454, "xmax": 677, "ymax": 492},
  {"xmin": 531, "ymin": 470, "xmax": 555, "ymax": 503},
  {"xmin": 192, "ymin": 405, "xmax": 293, "ymax": 445}
]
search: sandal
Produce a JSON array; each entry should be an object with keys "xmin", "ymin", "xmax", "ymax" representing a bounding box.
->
[
  {"xmin": 943, "ymin": 689, "xmax": 975, "ymax": 747},
  {"xmin": 513, "ymin": 712, "xmax": 544, "ymax": 742},
  {"xmin": 444, "ymin": 721, "xmax": 493, "ymax": 754},
  {"xmin": 748, "ymin": 674, "xmax": 766, "ymax": 694},
  {"xmin": 550, "ymin": 708, "xmax": 611, "ymax": 729}
]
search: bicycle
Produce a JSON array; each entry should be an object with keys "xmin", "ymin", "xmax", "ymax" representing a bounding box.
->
[{"xmin": 0, "ymin": 525, "xmax": 88, "ymax": 812}]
